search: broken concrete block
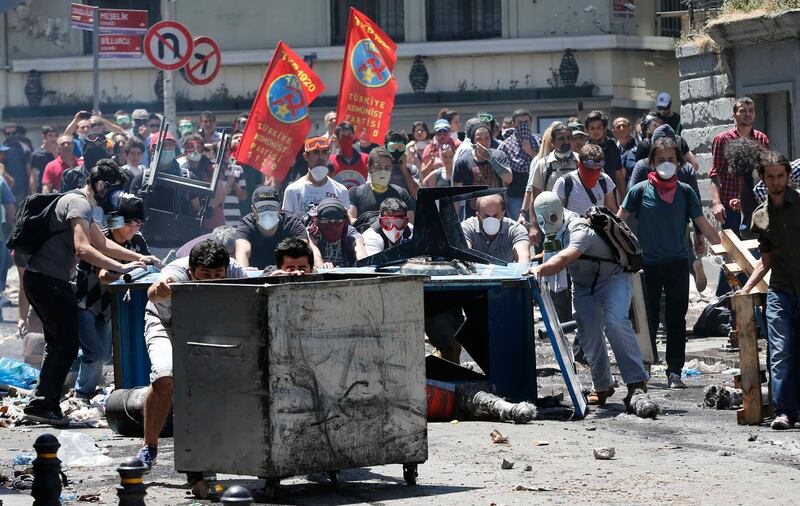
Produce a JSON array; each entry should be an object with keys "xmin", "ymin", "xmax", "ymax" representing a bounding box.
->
[
  {"xmin": 501, "ymin": 458, "xmax": 515, "ymax": 470},
  {"xmin": 593, "ymin": 447, "xmax": 615, "ymax": 460}
]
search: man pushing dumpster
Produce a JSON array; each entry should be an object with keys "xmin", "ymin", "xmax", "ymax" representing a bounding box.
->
[{"xmin": 136, "ymin": 239, "xmax": 247, "ymax": 497}]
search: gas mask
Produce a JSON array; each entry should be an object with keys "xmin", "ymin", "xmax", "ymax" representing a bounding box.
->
[
  {"xmin": 309, "ymin": 165, "xmax": 329, "ymax": 182},
  {"xmin": 257, "ymin": 210, "xmax": 280, "ymax": 231},
  {"xmin": 534, "ymin": 191, "xmax": 569, "ymax": 292},
  {"xmin": 481, "ymin": 216, "xmax": 501, "ymax": 236}
]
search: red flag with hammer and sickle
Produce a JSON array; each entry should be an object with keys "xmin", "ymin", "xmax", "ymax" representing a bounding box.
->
[
  {"xmin": 336, "ymin": 7, "xmax": 397, "ymax": 145},
  {"xmin": 235, "ymin": 41, "xmax": 324, "ymax": 185}
]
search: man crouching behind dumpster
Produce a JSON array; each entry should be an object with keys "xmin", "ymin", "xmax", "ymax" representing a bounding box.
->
[
  {"xmin": 529, "ymin": 192, "xmax": 649, "ymax": 409},
  {"xmin": 137, "ymin": 239, "xmax": 246, "ymax": 496}
]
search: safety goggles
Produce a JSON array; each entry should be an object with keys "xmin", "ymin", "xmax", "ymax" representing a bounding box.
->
[
  {"xmin": 581, "ymin": 159, "xmax": 605, "ymax": 169},
  {"xmin": 476, "ymin": 112, "xmax": 494, "ymax": 124},
  {"xmin": 379, "ymin": 216, "xmax": 408, "ymax": 230},
  {"xmin": 304, "ymin": 137, "xmax": 330, "ymax": 152},
  {"xmin": 386, "ymin": 142, "xmax": 406, "ymax": 154},
  {"xmin": 184, "ymin": 141, "xmax": 202, "ymax": 153}
]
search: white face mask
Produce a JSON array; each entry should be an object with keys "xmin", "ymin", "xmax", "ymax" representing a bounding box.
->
[
  {"xmin": 481, "ymin": 216, "xmax": 501, "ymax": 236},
  {"xmin": 187, "ymin": 151, "xmax": 201, "ymax": 162},
  {"xmin": 382, "ymin": 227, "xmax": 403, "ymax": 243},
  {"xmin": 257, "ymin": 210, "xmax": 279, "ymax": 231},
  {"xmin": 309, "ymin": 165, "xmax": 328, "ymax": 182},
  {"xmin": 372, "ymin": 170, "xmax": 391, "ymax": 186},
  {"xmin": 656, "ymin": 161, "xmax": 677, "ymax": 179},
  {"xmin": 160, "ymin": 149, "xmax": 175, "ymax": 164}
]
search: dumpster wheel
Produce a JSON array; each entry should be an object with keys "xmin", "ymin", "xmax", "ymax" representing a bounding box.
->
[
  {"xmin": 328, "ymin": 470, "xmax": 340, "ymax": 485},
  {"xmin": 402, "ymin": 464, "xmax": 418, "ymax": 485}
]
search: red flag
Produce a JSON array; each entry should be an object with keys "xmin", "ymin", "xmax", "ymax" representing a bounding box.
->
[
  {"xmin": 235, "ymin": 41, "xmax": 324, "ymax": 185},
  {"xmin": 335, "ymin": 7, "xmax": 397, "ymax": 145}
]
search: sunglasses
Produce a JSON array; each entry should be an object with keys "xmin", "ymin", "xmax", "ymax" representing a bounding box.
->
[
  {"xmin": 379, "ymin": 216, "xmax": 408, "ymax": 230},
  {"xmin": 317, "ymin": 218, "xmax": 345, "ymax": 225}
]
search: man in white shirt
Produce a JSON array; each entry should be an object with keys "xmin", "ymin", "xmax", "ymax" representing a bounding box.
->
[
  {"xmin": 363, "ymin": 197, "xmax": 413, "ymax": 255},
  {"xmin": 282, "ymin": 136, "xmax": 350, "ymax": 220}
]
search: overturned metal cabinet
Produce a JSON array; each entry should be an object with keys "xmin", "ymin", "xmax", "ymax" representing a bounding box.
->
[{"xmin": 170, "ymin": 274, "xmax": 428, "ymax": 480}]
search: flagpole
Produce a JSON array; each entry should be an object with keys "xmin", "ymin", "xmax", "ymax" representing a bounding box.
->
[
  {"xmin": 92, "ymin": 7, "xmax": 99, "ymax": 113},
  {"xmin": 162, "ymin": 0, "xmax": 177, "ymax": 135}
]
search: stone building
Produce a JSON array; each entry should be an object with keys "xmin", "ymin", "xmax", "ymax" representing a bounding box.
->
[{"xmin": 1, "ymin": 0, "xmax": 683, "ymax": 139}]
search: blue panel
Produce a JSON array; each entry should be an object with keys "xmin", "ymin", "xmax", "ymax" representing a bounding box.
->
[{"xmin": 113, "ymin": 289, "xmax": 151, "ymax": 389}]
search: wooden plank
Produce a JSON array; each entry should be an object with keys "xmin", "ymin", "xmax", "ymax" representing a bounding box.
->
[
  {"xmin": 732, "ymin": 293, "xmax": 763, "ymax": 425},
  {"xmin": 721, "ymin": 229, "xmax": 769, "ymax": 293},
  {"xmin": 724, "ymin": 263, "xmax": 743, "ymax": 275},
  {"xmin": 710, "ymin": 244, "xmax": 727, "ymax": 256},
  {"xmin": 741, "ymin": 239, "xmax": 759, "ymax": 250},
  {"xmin": 630, "ymin": 272, "xmax": 654, "ymax": 364}
]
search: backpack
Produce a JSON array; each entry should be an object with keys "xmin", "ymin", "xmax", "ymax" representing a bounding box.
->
[
  {"xmin": 579, "ymin": 206, "xmax": 643, "ymax": 274},
  {"xmin": 6, "ymin": 191, "xmax": 79, "ymax": 255},
  {"xmin": 563, "ymin": 172, "xmax": 608, "ymax": 210}
]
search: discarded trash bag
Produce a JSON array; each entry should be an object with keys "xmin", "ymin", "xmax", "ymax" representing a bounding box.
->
[
  {"xmin": 56, "ymin": 431, "xmax": 112, "ymax": 467},
  {"xmin": 693, "ymin": 294, "xmax": 734, "ymax": 337},
  {"xmin": 0, "ymin": 357, "xmax": 39, "ymax": 389}
]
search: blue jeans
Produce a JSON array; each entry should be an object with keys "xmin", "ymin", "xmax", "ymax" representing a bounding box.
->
[
  {"xmin": 507, "ymin": 196, "xmax": 524, "ymax": 221},
  {"xmin": 572, "ymin": 272, "xmax": 649, "ymax": 391},
  {"xmin": 765, "ymin": 290, "xmax": 800, "ymax": 420},
  {"xmin": 74, "ymin": 308, "xmax": 112, "ymax": 397}
]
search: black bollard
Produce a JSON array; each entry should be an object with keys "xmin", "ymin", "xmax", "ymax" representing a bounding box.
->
[
  {"xmin": 32, "ymin": 433, "xmax": 62, "ymax": 506},
  {"xmin": 221, "ymin": 485, "xmax": 254, "ymax": 504},
  {"xmin": 117, "ymin": 457, "xmax": 147, "ymax": 505}
]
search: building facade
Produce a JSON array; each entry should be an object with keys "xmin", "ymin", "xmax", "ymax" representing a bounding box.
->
[{"xmin": 2, "ymin": 0, "xmax": 681, "ymax": 136}]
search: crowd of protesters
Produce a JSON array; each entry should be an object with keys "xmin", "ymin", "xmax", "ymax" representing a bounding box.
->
[{"xmin": 3, "ymin": 87, "xmax": 798, "ymax": 485}]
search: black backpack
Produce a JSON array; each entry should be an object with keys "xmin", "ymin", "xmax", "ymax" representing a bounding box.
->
[
  {"xmin": 579, "ymin": 206, "xmax": 644, "ymax": 272},
  {"xmin": 6, "ymin": 191, "xmax": 77, "ymax": 255}
]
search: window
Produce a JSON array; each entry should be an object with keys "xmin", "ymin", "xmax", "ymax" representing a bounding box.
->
[
  {"xmin": 82, "ymin": 0, "xmax": 161, "ymax": 55},
  {"xmin": 426, "ymin": 0, "xmax": 501, "ymax": 42},
  {"xmin": 330, "ymin": 0, "xmax": 405, "ymax": 46},
  {"xmin": 658, "ymin": 0, "xmax": 684, "ymax": 38}
]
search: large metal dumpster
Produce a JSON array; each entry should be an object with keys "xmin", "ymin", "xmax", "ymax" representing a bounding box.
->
[{"xmin": 169, "ymin": 274, "xmax": 428, "ymax": 484}]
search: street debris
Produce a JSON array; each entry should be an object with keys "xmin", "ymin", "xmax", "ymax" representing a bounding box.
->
[
  {"xmin": 718, "ymin": 450, "xmax": 734, "ymax": 456},
  {"xmin": 531, "ymin": 440, "xmax": 549, "ymax": 446},
  {"xmin": 748, "ymin": 434, "xmax": 758, "ymax": 442},
  {"xmin": 682, "ymin": 359, "xmax": 728, "ymax": 376},
  {"xmin": 461, "ymin": 388, "xmax": 537, "ymax": 424},
  {"xmin": 490, "ymin": 428, "xmax": 509, "ymax": 444},
  {"xmin": 0, "ymin": 357, "xmax": 39, "ymax": 389},
  {"xmin": 626, "ymin": 389, "xmax": 660, "ymax": 419},
  {"xmin": 524, "ymin": 464, "xmax": 533, "ymax": 471},
  {"xmin": 514, "ymin": 484, "xmax": 551, "ymax": 491},
  {"xmin": 593, "ymin": 447, "xmax": 615, "ymax": 460},
  {"xmin": 703, "ymin": 384, "xmax": 769, "ymax": 410},
  {"xmin": 77, "ymin": 494, "xmax": 101, "ymax": 502},
  {"xmin": 57, "ymin": 431, "xmax": 113, "ymax": 467},
  {"xmin": 501, "ymin": 458, "xmax": 515, "ymax": 469}
]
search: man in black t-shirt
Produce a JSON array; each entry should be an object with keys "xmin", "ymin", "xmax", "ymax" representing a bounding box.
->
[
  {"xmin": 30, "ymin": 125, "xmax": 58, "ymax": 193},
  {"xmin": 348, "ymin": 147, "xmax": 415, "ymax": 230},
  {"xmin": 234, "ymin": 185, "xmax": 310, "ymax": 269}
]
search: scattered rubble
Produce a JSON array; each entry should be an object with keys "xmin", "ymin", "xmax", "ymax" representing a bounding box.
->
[
  {"xmin": 501, "ymin": 458, "xmax": 515, "ymax": 470},
  {"xmin": 703, "ymin": 384, "xmax": 769, "ymax": 410},
  {"xmin": 490, "ymin": 429, "xmax": 509, "ymax": 444},
  {"xmin": 593, "ymin": 447, "xmax": 615, "ymax": 460}
]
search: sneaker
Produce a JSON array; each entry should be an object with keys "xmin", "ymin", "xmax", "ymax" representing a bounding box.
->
[
  {"xmin": 667, "ymin": 373, "xmax": 687, "ymax": 389},
  {"xmin": 23, "ymin": 407, "xmax": 70, "ymax": 427},
  {"xmin": 136, "ymin": 445, "xmax": 158, "ymax": 472},
  {"xmin": 771, "ymin": 414, "xmax": 794, "ymax": 430},
  {"xmin": 692, "ymin": 259, "xmax": 707, "ymax": 292}
]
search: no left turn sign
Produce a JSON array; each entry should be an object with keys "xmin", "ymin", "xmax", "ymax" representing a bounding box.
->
[
  {"xmin": 183, "ymin": 36, "xmax": 221, "ymax": 86},
  {"xmin": 144, "ymin": 20, "xmax": 193, "ymax": 71}
]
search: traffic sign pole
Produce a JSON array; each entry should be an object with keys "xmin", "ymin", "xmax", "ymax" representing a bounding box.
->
[
  {"xmin": 162, "ymin": 0, "xmax": 176, "ymax": 135},
  {"xmin": 92, "ymin": 7, "xmax": 100, "ymax": 113}
]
